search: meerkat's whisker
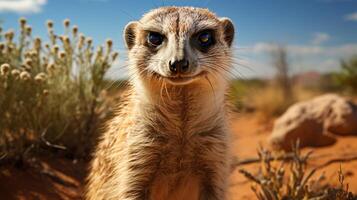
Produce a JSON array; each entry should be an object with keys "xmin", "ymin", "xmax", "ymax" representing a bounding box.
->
[{"xmin": 205, "ymin": 75, "xmax": 217, "ymax": 107}]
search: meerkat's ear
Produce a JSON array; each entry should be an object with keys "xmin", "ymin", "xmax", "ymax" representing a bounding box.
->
[
  {"xmin": 220, "ymin": 18, "xmax": 235, "ymax": 47},
  {"xmin": 124, "ymin": 21, "xmax": 138, "ymax": 50}
]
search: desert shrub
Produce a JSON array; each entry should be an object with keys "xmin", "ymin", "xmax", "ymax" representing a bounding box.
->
[
  {"xmin": 229, "ymin": 79, "xmax": 288, "ymax": 117},
  {"xmin": 251, "ymin": 86, "xmax": 293, "ymax": 118},
  {"xmin": 0, "ymin": 18, "xmax": 118, "ymax": 162},
  {"xmin": 230, "ymin": 78, "xmax": 326, "ymax": 120},
  {"xmin": 270, "ymin": 45, "xmax": 293, "ymax": 102},
  {"xmin": 335, "ymin": 55, "xmax": 357, "ymax": 94},
  {"xmin": 314, "ymin": 72, "xmax": 342, "ymax": 93},
  {"xmin": 239, "ymin": 144, "xmax": 357, "ymax": 200},
  {"xmin": 229, "ymin": 78, "xmax": 265, "ymax": 112}
]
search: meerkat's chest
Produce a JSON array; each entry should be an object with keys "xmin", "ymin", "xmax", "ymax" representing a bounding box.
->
[
  {"xmin": 150, "ymin": 123, "xmax": 226, "ymax": 174},
  {"xmin": 156, "ymin": 136, "xmax": 199, "ymax": 174},
  {"xmin": 149, "ymin": 135, "xmax": 204, "ymax": 200}
]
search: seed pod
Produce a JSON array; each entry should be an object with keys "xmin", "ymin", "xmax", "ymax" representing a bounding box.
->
[
  {"xmin": 78, "ymin": 34, "xmax": 85, "ymax": 49},
  {"xmin": 11, "ymin": 69, "xmax": 21, "ymax": 78},
  {"xmin": 47, "ymin": 20, "xmax": 54, "ymax": 29},
  {"xmin": 5, "ymin": 30, "xmax": 15, "ymax": 41},
  {"xmin": 46, "ymin": 63, "xmax": 55, "ymax": 73},
  {"xmin": 20, "ymin": 71, "xmax": 31, "ymax": 81},
  {"xmin": 22, "ymin": 64, "xmax": 32, "ymax": 71},
  {"xmin": 79, "ymin": 34, "xmax": 85, "ymax": 41},
  {"xmin": 87, "ymin": 38, "xmax": 93, "ymax": 46},
  {"xmin": 52, "ymin": 45, "xmax": 60, "ymax": 54},
  {"xmin": 43, "ymin": 89, "xmax": 49, "ymax": 96},
  {"xmin": 19, "ymin": 17, "xmax": 27, "ymax": 28},
  {"xmin": 63, "ymin": 19, "xmax": 70, "ymax": 28},
  {"xmin": 0, "ymin": 63, "xmax": 10, "ymax": 76},
  {"xmin": 30, "ymin": 50, "xmax": 38, "ymax": 57},
  {"xmin": 72, "ymin": 25, "xmax": 78, "ymax": 36},
  {"xmin": 64, "ymin": 37, "xmax": 70, "ymax": 44},
  {"xmin": 25, "ymin": 58, "xmax": 33, "ymax": 66},
  {"xmin": 60, "ymin": 35, "xmax": 71, "ymax": 46},
  {"xmin": 34, "ymin": 37, "xmax": 42, "ymax": 51},
  {"xmin": 50, "ymin": 32, "xmax": 57, "ymax": 44},
  {"xmin": 59, "ymin": 51, "xmax": 66, "ymax": 59},
  {"xmin": 34, "ymin": 72, "xmax": 47, "ymax": 83},
  {"xmin": 26, "ymin": 26, "xmax": 32, "ymax": 36},
  {"xmin": 106, "ymin": 39, "xmax": 113, "ymax": 49},
  {"xmin": 112, "ymin": 52, "xmax": 119, "ymax": 61}
]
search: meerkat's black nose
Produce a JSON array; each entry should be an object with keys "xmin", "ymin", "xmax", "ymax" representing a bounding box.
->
[{"xmin": 169, "ymin": 59, "xmax": 189, "ymax": 74}]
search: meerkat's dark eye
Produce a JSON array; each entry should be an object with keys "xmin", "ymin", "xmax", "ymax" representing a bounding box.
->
[
  {"xmin": 197, "ymin": 31, "xmax": 214, "ymax": 47},
  {"xmin": 147, "ymin": 32, "xmax": 164, "ymax": 47}
]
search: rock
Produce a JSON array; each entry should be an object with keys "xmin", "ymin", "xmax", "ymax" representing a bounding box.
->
[
  {"xmin": 269, "ymin": 94, "xmax": 357, "ymax": 151},
  {"xmin": 324, "ymin": 96, "xmax": 357, "ymax": 135}
]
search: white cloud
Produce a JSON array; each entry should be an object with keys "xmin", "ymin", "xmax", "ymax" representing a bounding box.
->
[
  {"xmin": 0, "ymin": 0, "xmax": 47, "ymax": 14},
  {"xmin": 344, "ymin": 12, "xmax": 357, "ymax": 21},
  {"xmin": 241, "ymin": 42, "xmax": 357, "ymax": 58},
  {"xmin": 311, "ymin": 32, "xmax": 330, "ymax": 45},
  {"xmin": 236, "ymin": 42, "xmax": 357, "ymax": 77}
]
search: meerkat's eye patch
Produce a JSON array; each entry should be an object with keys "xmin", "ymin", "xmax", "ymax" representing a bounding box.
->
[
  {"xmin": 147, "ymin": 32, "xmax": 164, "ymax": 47},
  {"xmin": 198, "ymin": 31, "xmax": 213, "ymax": 47},
  {"xmin": 193, "ymin": 30, "xmax": 215, "ymax": 52}
]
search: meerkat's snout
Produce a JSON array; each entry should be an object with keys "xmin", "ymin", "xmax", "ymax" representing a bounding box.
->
[
  {"xmin": 168, "ymin": 59, "xmax": 189, "ymax": 75},
  {"xmin": 166, "ymin": 57, "xmax": 200, "ymax": 85}
]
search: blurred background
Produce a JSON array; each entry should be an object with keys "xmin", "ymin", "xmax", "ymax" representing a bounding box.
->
[{"xmin": 1, "ymin": 0, "xmax": 357, "ymax": 199}]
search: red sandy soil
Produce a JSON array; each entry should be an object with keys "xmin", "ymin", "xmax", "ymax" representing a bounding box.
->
[
  {"xmin": 1, "ymin": 114, "xmax": 356, "ymax": 200},
  {"xmin": 0, "ymin": 156, "xmax": 85, "ymax": 200},
  {"xmin": 229, "ymin": 113, "xmax": 357, "ymax": 199}
]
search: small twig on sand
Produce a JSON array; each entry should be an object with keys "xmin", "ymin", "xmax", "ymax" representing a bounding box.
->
[
  {"xmin": 0, "ymin": 153, "xmax": 7, "ymax": 160},
  {"xmin": 232, "ymin": 151, "xmax": 315, "ymax": 169},
  {"xmin": 232, "ymin": 152, "xmax": 295, "ymax": 166},
  {"xmin": 41, "ymin": 128, "xmax": 67, "ymax": 150},
  {"xmin": 40, "ymin": 169, "xmax": 77, "ymax": 188},
  {"xmin": 231, "ymin": 153, "xmax": 357, "ymax": 171},
  {"xmin": 314, "ymin": 155, "xmax": 357, "ymax": 171},
  {"xmin": 28, "ymin": 160, "xmax": 78, "ymax": 188}
]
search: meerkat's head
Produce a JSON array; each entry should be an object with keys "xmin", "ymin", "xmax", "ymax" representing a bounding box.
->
[{"xmin": 124, "ymin": 6, "xmax": 234, "ymax": 88}]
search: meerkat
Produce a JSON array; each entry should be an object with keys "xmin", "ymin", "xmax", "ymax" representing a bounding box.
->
[{"xmin": 85, "ymin": 6, "xmax": 235, "ymax": 200}]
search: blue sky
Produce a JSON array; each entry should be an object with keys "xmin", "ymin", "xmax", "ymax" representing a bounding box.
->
[{"xmin": 1, "ymin": 0, "xmax": 357, "ymax": 78}]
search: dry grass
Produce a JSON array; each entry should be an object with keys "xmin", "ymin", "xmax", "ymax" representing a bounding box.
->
[
  {"xmin": 0, "ymin": 18, "xmax": 118, "ymax": 162},
  {"xmin": 239, "ymin": 143, "xmax": 357, "ymax": 200},
  {"xmin": 249, "ymin": 86, "xmax": 293, "ymax": 119},
  {"xmin": 232, "ymin": 81, "xmax": 322, "ymax": 120},
  {"xmin": 335, "ymin": 55, "xmax": 357, "ymax": 94}
]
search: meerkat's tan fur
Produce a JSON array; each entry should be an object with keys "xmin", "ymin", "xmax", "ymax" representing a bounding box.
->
[{"xmin": 86, "ymin": 6, "xmax": 235, "ymax": 200}]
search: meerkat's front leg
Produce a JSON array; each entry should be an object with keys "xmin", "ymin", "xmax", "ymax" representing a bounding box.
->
[
  {"xmin": 200, "ymin": 168, "xmax": 229, "ymax": 200},
  {"xmin": 198, "ymin": 141, "xmax": 230, "ymax": 200},
  {"xmin": 119, "ymin": 144, "xmax": 161, "ymax": 200}
]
